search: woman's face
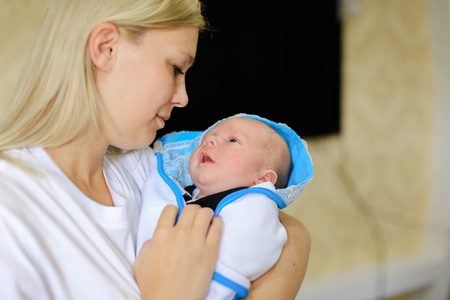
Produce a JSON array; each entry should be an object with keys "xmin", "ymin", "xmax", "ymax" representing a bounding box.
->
[{"xmin": 96, "ymin": 27, "xmax": 199, "ymax": 150}]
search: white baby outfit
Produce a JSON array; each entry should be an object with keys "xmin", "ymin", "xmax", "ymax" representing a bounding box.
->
[{"xmin": 137, "ymin": 114, "xmax": 314, "ymax": 300}]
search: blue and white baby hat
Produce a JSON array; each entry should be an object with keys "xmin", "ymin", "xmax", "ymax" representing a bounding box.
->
[{"xmin": 153, "ymin": 113, "xmax": 314, "ymax": 208}]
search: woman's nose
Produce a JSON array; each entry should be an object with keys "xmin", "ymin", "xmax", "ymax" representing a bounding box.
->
[{"xmin": 171, "ymin": 81, "xmax": 189, "ymax": 108}]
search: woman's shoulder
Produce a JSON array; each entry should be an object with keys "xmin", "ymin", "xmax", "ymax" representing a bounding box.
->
[
  {"xmin": 0, "ymin": 148, "xmax": 42, "ymax": 174},
  {"xmin": 0, "ymin": 148, "xmax": 57, "ymax": 206}
]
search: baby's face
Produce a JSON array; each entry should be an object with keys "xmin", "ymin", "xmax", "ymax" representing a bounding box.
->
[{"xmin": 189, "ymin": 118, "xmax": 272, "ymax": 197}]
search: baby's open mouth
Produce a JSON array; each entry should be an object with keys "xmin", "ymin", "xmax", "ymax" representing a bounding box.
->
[{"xmin": 201, "ymin": 153, "xmax": 214, "ymax": 163}]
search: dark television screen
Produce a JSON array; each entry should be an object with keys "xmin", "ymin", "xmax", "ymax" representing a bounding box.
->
[{"xmin": 156, "ymin": 0, "xmax": 341, "ymax": 139}]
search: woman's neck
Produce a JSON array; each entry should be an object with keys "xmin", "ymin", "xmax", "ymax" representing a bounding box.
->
[{"xmin": 45, "ymin": 133, "xmax": 114, "ymax": 206}]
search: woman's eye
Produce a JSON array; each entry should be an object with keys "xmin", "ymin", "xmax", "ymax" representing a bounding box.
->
[
  {"xmin": 173, "ymin": 65, "xmax": 184, "ymax": 77},
  {"xmin": 229, "ymin": 138, "xmax": 239, "ymax": 144}
]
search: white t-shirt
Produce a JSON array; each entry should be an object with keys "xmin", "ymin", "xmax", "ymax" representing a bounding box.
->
[{"xmin": 0, "ymin": 147, "xmax": 154, "ymax": 299}]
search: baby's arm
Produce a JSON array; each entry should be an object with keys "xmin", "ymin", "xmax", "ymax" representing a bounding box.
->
[
  {"xmin": 246, "ymin": 211, "xmax": 311, "ymax": 299},
  {"xmin": 206, "ymin": 189, "xmax": 287, "ymax": 299}
]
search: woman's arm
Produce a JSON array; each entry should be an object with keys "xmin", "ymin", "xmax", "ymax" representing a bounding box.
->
[
  {"xmin": 245, "ymin": 211, "xmax": 311, "ymax": 299},
  {"xmin": 134, "ymin": 205, "xmax": 223, "ymax": 300}
]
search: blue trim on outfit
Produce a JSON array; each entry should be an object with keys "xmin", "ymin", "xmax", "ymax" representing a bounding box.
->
[
  {"xmin": 156, "ymin": 152, "xmax": 185, "ymax": 220},
  {"xmin": 213, "ymin": 272, "xmax": 249, "ymax": 299}
]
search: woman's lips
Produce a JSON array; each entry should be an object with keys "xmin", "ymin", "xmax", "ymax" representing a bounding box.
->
[
  {"xmin": 156, "ymin": 114, "xmax": 170, "ymax": 129},
  {"xmin": 157, "ymin": 114, "xmax": 170, "ymax": 121}
]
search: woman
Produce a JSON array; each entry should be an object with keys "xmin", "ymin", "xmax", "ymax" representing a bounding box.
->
[{"xmin": 0, "ymin": 0, "xmax": 310, "ymax": 299}]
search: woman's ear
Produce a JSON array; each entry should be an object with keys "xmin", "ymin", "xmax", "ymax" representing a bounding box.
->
[
  {"xmin": 88, "ymin": 23, "xmax": 120, "ymax": 71},
  {"xmin": 256, "ymin": 169, "xmax": 278, "ymax": 186}
]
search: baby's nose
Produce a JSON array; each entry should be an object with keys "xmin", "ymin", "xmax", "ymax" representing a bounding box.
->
[{"xmin": 203, "ymin": 135, "xmax": 217, "ymax": 146}]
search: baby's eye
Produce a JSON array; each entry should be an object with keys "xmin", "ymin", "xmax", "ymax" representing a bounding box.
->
[{"xmin": 229, "ymin": 138, "xmax": 239, "ymax": 144}]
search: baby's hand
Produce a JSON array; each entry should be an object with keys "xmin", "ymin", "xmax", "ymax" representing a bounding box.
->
[{"xmin": 134, "ymin": 205, "xmax": 223, "ymax": 300}]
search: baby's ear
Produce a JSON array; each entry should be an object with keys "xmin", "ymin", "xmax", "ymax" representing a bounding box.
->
[{"xmin": 257, "ymin": 169, "xmax": 278, "ymax": 186}]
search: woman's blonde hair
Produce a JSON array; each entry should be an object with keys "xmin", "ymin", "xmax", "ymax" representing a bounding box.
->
[{"xmin": 0, "ymin": 0, "xmax": 205, "ymax": 151}]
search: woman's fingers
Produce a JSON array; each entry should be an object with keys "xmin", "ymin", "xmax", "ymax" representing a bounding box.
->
[
  {"xmin": 175, "ymin": 204, "xmax": 201, "ymax": 230},
  {"xmin": 155, "ymin": 205, "xmax": 179, "ymax": 229},
  {"xmin": 206, "ymin": 216, "xmax": 223, "ymax": 249},
  {"xmin": 191, "ymin": 206, "xmax": 215, "ymax": 241},
  {"xmin": 177, "ymin": 205, "xmax": 223, "ymax": 252},
  {"xmin": 135, "ymin": 205, "xmax": 223, "ymax": 300}
]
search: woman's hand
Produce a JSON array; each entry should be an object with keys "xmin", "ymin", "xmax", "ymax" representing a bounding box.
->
[
  {"xmin": 246, "ymin": 211, "xmax": 311, "ymax": 299},
  {"xmin": 134, "ymin": 205, "xmax": 223, "ymax": 300}
]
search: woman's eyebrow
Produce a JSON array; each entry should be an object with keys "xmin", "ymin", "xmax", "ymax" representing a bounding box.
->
[
  {"xmin": 178, "ymin": 50, "xmax": 195, "ymax": 67},
  {"xmin": 190, "ymin": 58, "xmax": 196, "ymax": 67},
  {"xmin": 187, "ymin": 55, "xmax": 196, "ymax": 68}
]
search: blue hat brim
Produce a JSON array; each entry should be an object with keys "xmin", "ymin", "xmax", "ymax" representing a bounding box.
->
[{"xmin": 154, "ymin": 113, "xmax": 314, "ymax": 207}]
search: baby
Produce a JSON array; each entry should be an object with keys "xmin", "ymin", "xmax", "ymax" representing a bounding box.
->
[
  {"xmin": 184, "ymin": 117, "xmax": 292, "ymax": 210},
  {"xmin": 136, "ymin": 114, "xmax": 313, "ymax": 300}
]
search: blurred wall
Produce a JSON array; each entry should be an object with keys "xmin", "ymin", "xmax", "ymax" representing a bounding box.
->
[
  {"xmin": 284, "ymin": 0, "xmax": 435, "ymax": 293},
  {"xmin": 0, "ymin": 0, "xmax": 50, "ymax": 108}
]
